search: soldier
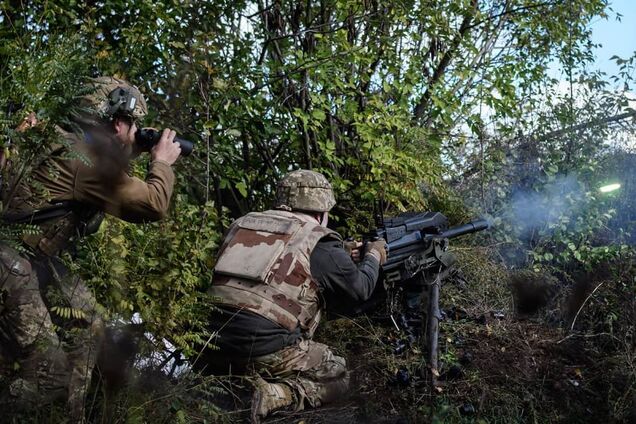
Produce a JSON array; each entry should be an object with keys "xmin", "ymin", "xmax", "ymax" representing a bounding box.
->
[
  {"xmin": 202, "ymin": 169, "xmax": 387, "ymax": 423},
  {"xmin": 0, "ymin": 76, "xmax": 181, "ymax": 420}
]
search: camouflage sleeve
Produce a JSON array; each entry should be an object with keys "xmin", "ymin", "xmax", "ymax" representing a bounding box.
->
[{"xmin": 310, "ymin": 238, "xmax": 380, "ymax": 314}]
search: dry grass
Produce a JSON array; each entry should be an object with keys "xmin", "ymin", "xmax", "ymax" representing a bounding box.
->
[
  {"xmin": 9, "ymin": 246, "xmax": 633, "ymax": 423},
  {"xmin": 284, "ymin": 246, "xmax": 636, "ymax": 424}
]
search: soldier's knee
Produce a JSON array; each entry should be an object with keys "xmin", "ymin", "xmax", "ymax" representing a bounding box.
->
[
  {"xmin": 21, "ymin": 344, "xmax": 70, "ymax": 385},
  {"xmin": 317, "ymin": 370, "xmax": 350, "ymax": 405},
  {"xmin": 331, "ymin": 353, "xmax": 347, "ymax": 373},
  {"xmin": 316, "ymin": 349, "xmax": 348, "ymax": 380},
  {"xmin": 2, "ymin": 344, "xmax": 70, "ymax": 411}
]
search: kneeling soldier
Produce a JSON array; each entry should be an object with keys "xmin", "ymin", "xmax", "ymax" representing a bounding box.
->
[{"xmin": 203, "ymin": 169, "xmax": 386, "ymax": 423}]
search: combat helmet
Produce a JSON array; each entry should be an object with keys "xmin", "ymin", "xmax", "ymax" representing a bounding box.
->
[
  {"xmin": 274, "ymin": 169, "xmax": 336, "ymax": 212},
  {"xmin": 78, "ymin": 76, "xmax": 147, "ymax": 123}
]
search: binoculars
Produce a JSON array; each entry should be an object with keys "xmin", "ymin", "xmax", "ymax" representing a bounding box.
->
[{"xmin": 135, "ymin": 128, "xmax": 194, "ymax": 156}]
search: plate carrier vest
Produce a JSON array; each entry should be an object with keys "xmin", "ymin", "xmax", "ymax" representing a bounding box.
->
[{"xmin": 209, "ymin": 210, "xmax": 339, "ymax": 337}]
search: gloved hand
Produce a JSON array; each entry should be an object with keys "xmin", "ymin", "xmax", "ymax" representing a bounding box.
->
[
  {"xmin": 366, "ymin": 239, "xmax": 387, "ymax": 265},
  {"xmin": 344, "ymin": 240, "xmax": 363, "ymax": 263}
]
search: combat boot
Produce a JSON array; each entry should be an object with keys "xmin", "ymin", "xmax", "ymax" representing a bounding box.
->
[{"xmin": 250, "ymin": 377, "xmax": 293, "ymax": 423}]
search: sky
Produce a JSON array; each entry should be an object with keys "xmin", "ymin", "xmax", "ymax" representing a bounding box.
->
[
  {"xmin": 591, "ymin": 0, "xmax": 636, "ymax": 151},
  {"xmin": 590, "ymin": 0, "xmax": 636, "ymax": 76}
]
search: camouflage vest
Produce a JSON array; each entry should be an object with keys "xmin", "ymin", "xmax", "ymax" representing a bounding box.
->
[{"xmin": 209, "ymin": 210, "xmax": 339, "ymax": 336}]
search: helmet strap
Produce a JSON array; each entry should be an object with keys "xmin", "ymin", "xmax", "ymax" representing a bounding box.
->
[{"xmin": 319, "ymin": 211, "xmax": 329, "ymax": 227}]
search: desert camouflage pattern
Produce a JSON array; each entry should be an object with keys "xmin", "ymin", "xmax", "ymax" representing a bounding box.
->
[
  {"xmin": 0, "ymin": 243, "xmax": 102, "ymax": 421},
  {"xmin": 210, "ymin": 210, "xmax": 339, "ymax": 336},
  {"xmin": 80, "ymin": 76, "xmax": 147, "ymax": 122},
  {"xmin": 249, "ymin": 338, "xmax": 350, "ymax": 411},
  {"xmin": 274, "ymin": 169, "xmax": 336, "ymax": 213}
]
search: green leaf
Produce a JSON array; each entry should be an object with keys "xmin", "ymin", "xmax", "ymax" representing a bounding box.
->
[
  {"xmin": 226, "ymin": 129, "xmax": 241, "ymax": 137},
  {"xmin": 235, "ymin": 182, "xmax": 248, "ymax": 198},
  {"xmin": 311, "ymin": 109, "xmax": 326, "ymax": 121}
]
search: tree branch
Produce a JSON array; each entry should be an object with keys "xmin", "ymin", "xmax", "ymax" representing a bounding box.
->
[{"xmin": 413, "ymin": 0, "xmax": 479, "ymax": 124}]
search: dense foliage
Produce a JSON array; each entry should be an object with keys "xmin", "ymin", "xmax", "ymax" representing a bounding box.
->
[{"xmin": 1, "ymin": 2, "xmax": 635, "ymax": 418}]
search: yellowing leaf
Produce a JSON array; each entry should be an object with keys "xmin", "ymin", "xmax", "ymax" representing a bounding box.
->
[{"xmin": 169, "ymin": 41, "xmax": 185, "ymax": 49}]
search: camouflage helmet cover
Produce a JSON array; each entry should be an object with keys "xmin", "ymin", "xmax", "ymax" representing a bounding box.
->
[
  {"xmin": 274, "ymin": 169, "xmax": 336, "ymax": 212},
  {"xmin": 79, "ymin": 76, "xmax": 147, "ymax": 122}
]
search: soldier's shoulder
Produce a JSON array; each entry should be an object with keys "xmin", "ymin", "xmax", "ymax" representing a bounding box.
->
[
  {"xmin": 315, "ymin": 227, "xmax": 342, "ymax": 242},
  {"xmin": 51, "ymin": 126, "xmax": 86, "ymax": 154}
]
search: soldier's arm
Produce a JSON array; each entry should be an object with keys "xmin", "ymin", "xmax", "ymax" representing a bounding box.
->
[
  {"xmin": 73, "ymin": 159, "xmax": 175, "ymax": 223},
  {"xmin": 310, "ymin": 238, "xmax": 380, "ymax": 307}
]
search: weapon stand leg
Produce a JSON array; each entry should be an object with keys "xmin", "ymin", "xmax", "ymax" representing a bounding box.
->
[{"xmin": 426, "ymin": 276, "xmax": 441, "ymax": 390}]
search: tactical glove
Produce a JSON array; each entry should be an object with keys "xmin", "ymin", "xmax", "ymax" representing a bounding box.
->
[
  {"xmin": 343, "ymin": 240, "xmax": 357, "ymax": 254},
  {"xmin": 344, "ymin": 240, "xmax": 363, "ymax": 263},
  {"xmin": 366, "ymin": 239, "xmax": 388, "ymax": 265}
]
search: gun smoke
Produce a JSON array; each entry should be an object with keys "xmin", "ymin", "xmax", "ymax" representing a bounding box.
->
[{"xmin": 509, "ymin": 174, "xmax": 584, "ymax": 241}]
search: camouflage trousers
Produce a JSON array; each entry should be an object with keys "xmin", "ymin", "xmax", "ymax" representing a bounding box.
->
[
  {"xmin": 0, "ymin": 243, "xmax": 102, "ymax": 422},
  {"xmin": 246, "ymin": 339, "xmax": 350, "ymax": 410}
]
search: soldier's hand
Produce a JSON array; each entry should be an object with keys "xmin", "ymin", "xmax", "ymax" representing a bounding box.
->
[
  {"xmin": 135, "ymin": 127, "xmax": 158, "ymax": 153},
  {"xmin": 344, "ymin": 240, "xmax": 363, "ymax": 263},
  {"xmin": 151, "ymin": 128, "xmax": 181, "ymax": 165},
  {"xmin": 366, "ymin": 239, "xmax": 388, "ymax": 265},
  {"xmin": 16, "ymin": 112, "xmax": 37, "ymax": 133}
]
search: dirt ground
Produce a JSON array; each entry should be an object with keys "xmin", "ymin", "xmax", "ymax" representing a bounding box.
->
[
  {"xmin": 207, "ymin": 313, "xmax": 633, "ymax": 423},
  {"xmin": 81, "ymin": 248, "xmax": 635, "ymax": 424},
  {"xmin": 248, "ymin": 249, "xmax": 636, "ymax": 424}
]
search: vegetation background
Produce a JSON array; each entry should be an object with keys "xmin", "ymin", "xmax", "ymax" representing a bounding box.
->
[{"xmin": 1, "ymin": 0, "xmax": 635, "ymax": 422}]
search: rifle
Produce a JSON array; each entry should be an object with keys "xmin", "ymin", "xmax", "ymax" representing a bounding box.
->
[{"xmin": 363, "ymin": 209, "xmax": 489, "ymax": 387}]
